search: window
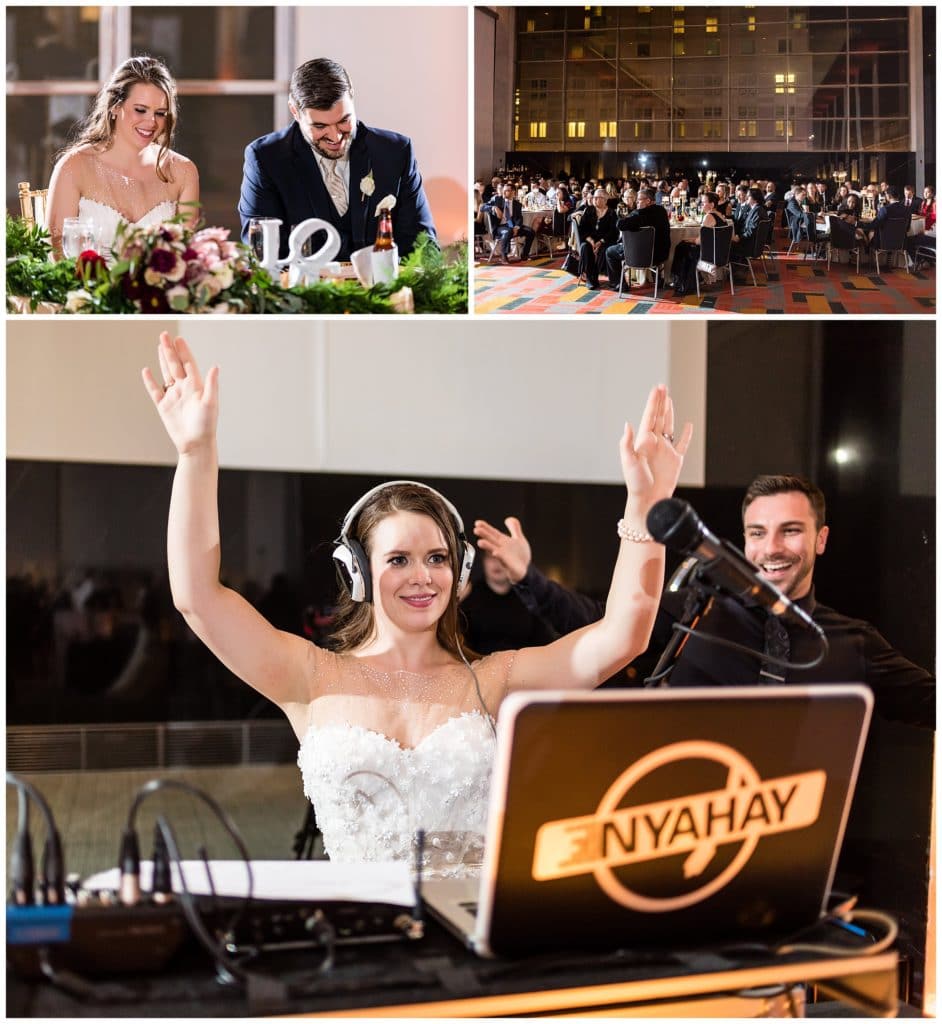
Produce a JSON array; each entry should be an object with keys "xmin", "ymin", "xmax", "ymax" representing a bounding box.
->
[
  {"xmin": 775, "ymin": 73, "xmax": 797, "ymax": 95},
  {"xmin": 706, "ymin": 38, "xmax": 720, "ymax": 56},
  {"xmin": 634, "ymin": 121, "xmax": 653, "ymax": 139},
  {"xmin": 567, "ymin": 121, "xmax": 586, "ymax": 138},
  {"xmin": 706, "ymin": 16, "xmax": 718, "ymax": 33},
  {"xmin": 529, "ymin": 121, "xmax": 547, "ymax": 138},
  {"xmin": 673, "ymin": 17, "xmax": 685, "ymax": 35},
  {"xmin": 638, "ymin": 43, "xmax": 650, "ymax": 57},
  {"xmin": 6, "ymin": 6, "xmax": 283, "ymax": 234},
  {"xmin": 738, "ymin": 120, "xmax": 757, "ymax": 137}
]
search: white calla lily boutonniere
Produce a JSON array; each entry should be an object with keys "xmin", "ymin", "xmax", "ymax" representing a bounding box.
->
[{"xmin": 360, "ymin": 171, "xmax": 375, "ymax": 201}]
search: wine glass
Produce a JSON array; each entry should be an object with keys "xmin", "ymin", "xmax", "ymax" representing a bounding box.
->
[{"xmin": 61, "ymin": 217, "xmax": 98, "ymax": 259}]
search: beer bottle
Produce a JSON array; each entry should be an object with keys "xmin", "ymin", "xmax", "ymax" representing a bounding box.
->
[{"xmin": 374, "ymin": 209, "xmax": 394, "ymax": 251}]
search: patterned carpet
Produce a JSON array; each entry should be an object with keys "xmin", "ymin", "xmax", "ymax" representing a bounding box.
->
[{"xmin": 473, "ymin": 248, "xmax": 936, "ymax": 316}]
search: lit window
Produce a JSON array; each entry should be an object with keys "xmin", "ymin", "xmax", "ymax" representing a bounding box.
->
[
  {"xmin": 673, "ymin": 18, "xmax": 685, "ymax": 34},
  {"xmin": 774, "ymin": 73, "xmax": 796, "ymax": 95},
  {"xmin": 514, "ymin": 124, "xmax": 519, "ymax": 141},
  {"xmin": 526, "ymin": 19, "xmax": 535, "ymax": 32},
  {"xmin": 567, "ymin": 121, "xmax": 586, "ymax": 138},
  {"xmin": 706, "ymin": 17, "xmax": 718, "ymax": 33},
  {"xmin": 747, "ymin": 15, "xmax": 756, "ymax": 32},
  {"xmin": 599, "ymin": 120, "xmax": 617, "ymax": 138}
]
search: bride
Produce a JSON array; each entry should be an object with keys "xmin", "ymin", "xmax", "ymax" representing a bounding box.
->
[
  {"xmin": 46, "ymin": 56, "xmax": 199, "ymax": 260},
  {"xmin": 142, "ymin": 333, "xmax": 692, "ymax": 877}
]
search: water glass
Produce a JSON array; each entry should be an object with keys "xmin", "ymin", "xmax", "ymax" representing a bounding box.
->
[{"xmin": 61, "ymin": 217, "xmax": 98, "ymax": 259}]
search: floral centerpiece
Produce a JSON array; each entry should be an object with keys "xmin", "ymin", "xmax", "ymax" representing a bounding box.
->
[
  {"xmin": 68, "ymin": 219, "xmax": 256, "ymax": 314},
  {"xmin": 7, "ymin": 214, "xmax": 468, "ymax": 315}
]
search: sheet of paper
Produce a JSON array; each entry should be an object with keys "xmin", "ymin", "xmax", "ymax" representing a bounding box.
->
[{"xmin": 82, "ymin": 860, "xmax": 414, "ymax": 907}]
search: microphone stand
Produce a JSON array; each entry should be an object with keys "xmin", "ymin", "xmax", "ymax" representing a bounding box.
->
[{"xmin": 644, "ymin": 566, "xmax": 717, "ymax": 687}]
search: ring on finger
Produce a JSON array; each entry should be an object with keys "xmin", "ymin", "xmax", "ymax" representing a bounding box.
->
[{"xmin": 662, "ymin": 432, "xmax": 675, "ymax": 444}]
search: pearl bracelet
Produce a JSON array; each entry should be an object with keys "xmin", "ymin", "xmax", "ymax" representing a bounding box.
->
[{"xmin": 616, "ymin": 518, "xmax": 654, "ymax": 543}]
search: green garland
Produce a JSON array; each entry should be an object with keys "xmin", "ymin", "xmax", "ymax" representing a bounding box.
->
[
  {"xmin": 6, "ymin": 216, "xmax": 80, "ymax": 311},
  {"xmin": 6, "ymin": 216, "xmax": 468, "ymax": 315}
]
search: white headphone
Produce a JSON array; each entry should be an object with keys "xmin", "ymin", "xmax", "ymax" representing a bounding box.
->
[{"xmin": 332, "ymin": 480, "xmax": 475, "ymax": 603}]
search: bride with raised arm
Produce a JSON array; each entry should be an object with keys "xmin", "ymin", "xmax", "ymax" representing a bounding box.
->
[
  {"xmin": 142, "ymin": 333, "xmax": 692, "ymax": 877},
  {"xmin": 46, "ymin": 56, "xmax": 199, "ymax": 260}
]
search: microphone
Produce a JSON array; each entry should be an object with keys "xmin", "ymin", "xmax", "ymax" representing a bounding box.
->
[{"xmin": 646, "ymin": 498, "xmax": 823, "ymax": 635}]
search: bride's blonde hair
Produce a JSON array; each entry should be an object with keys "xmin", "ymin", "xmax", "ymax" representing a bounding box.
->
[{"xmin": 60, "ymin": 56, "xmax": 179, "ymax": 182}]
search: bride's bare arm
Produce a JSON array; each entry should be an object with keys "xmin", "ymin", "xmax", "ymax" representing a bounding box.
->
[
  {"xmin": 45, "ymin": 153, "xmax": 82, "ymax": 259},
  {"xmin": 142, "ymin": 332, "xmax": 314, "ymax": 710},
  {"xmin": 176, "ymin": 156, "xmax": 200, "ymax": 228},
  {"xmin": 506, "ymin": 385, "xmax": 692, "ymax": 692}
]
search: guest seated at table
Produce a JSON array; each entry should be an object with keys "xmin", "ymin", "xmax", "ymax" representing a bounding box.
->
[
  {"xmin": 473, "ymin": 184, "xmax": 487, "ymax": 240},
  {"xmin": 603, "ymin": 187, "xmax": 670, "ymax": 290},
  {"xmin": 576, "ymin": 184, "xmax": 593, "ymax": 212},
  {"xmin": 552, "ymin": 184, "xmax": 574, "ymax": 242},
  {"xmin": 670, "ymin": 191, "xmax": 728, "ymax": 296},
  {"xmin": 523, "ymin": 180, "xmax": 548, "ymax": 210},
  {"xmin": 578, "ymin": 188, "xmax": 619, "ymax": 290},
  {"xmin": 763, "ymin": 181, "xmax": 777, "ymax": 210},
  {"xmin": 730, "ymin": 188, "xmax": 767, "ymax": 260},
  {"xmin": 902, "ymin": 186, "xmax": 923, "ymax": 216},
  {"xmin": 867, "ymin": 185, "xmax": 911, "ymax": 252},
  {"xmin": 482, "ymin": 176, "xmax": 503, "ymax": 203},
  {"xmin": 482, "ymin": 183, "xmax": 534, "ymax": 264},
  {"xmin": 655, "ymin": 179, "xmax": 671, "ymax": 205},
  {"xmin": 714, "ymin": 183, "xmax": 732, "ymax": 217},
  {"xmin": 905, "ymin": 186, "xmax": 935, "ymax": 264},
  {"xmin": 617, "ymin": 187, "xmax": 637, "ymax": 218},
  {"xmin": 786, "ymin": 186, "xmax": 817, "ymax": 249}
]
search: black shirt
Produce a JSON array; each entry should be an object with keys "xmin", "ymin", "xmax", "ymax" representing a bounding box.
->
[{"xmin": 513, "ymin": 566, "xmax": 934, "ymax": 728}]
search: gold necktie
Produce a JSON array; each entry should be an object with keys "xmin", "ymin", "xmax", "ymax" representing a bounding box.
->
[{"xmin": 324, "ymin": 160, "xmax": 348, "ymax": 216}]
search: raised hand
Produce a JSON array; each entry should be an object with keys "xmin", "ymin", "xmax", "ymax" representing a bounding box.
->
[
  {"xmin": 620, "ymin": 384, "xmax": 693, "ymax": 516},
  {"xmin": 472, "ymin": 516, "xmax": 532, "ymax": 584},
  {"xmin": 141, "ymin": 332, "xmax": 219, "ymax": 456}
]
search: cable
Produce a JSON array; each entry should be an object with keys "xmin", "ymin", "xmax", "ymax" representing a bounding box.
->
[
  {"xmin": 776, "ymin": 907, "xmax": 899, "ymax": 958},
  {"xmin": 121, "ymin": 778, "xmax": 254, "ymax": 935},
  {"xmin": 6, "ymin": 774, "xmax": 65, "ymax": 904},
  {"xmin": 456, "ymin": 633, "xmax": 497, "ymax": 738},
  {"xmin": 153, "ymin": 815, "xmax": 247, "ymax": 988},
  {"xmin": 669, "ymin": 621, "xmax": 830, "ymax": 671}
]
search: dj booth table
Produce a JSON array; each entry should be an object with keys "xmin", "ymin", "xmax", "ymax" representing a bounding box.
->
[{"xmin": 7, "ymin": 912, "xmax": 900, "ymax": 1018}]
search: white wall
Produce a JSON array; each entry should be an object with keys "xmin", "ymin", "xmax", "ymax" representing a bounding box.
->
[
  {"xmin": 293, "ymin": 6, "xmax": 469, "ymax": 245},
  {"xmin": 7, "ymin": 319, "xmax": 707, "ymax": 487}
]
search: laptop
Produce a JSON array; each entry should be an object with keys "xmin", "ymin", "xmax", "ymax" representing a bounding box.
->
[{"xmin": 423, "ymin": 684, "xmax": 873, "ymax": 958}]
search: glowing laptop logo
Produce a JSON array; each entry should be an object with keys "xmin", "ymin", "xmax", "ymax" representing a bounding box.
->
[{"xmin": 532, "ymin": 740, "xmax": 825, "ymax": 911}]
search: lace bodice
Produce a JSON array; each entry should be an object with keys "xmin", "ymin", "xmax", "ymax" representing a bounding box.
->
[
  {"xmin": 296, "ymin": 648, "xmax": 514, "ymax": 878},
  {"xmin": 78, "ymin": 196, "xmax": 177, "ymax": 257}
]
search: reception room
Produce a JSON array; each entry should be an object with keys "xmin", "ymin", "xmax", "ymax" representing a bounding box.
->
[
  {"xmin": 6, "ymin": 317, "xmax": 935, "ymax": 1015},
  {"xmin": 473, "ymin": 5, "xmax": 936, "ymax": 315}
]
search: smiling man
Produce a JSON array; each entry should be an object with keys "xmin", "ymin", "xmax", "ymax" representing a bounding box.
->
[
  {"xmin": 239, "ymin": 58, "xmax": 436, "ymax": 260},
  {"xmin": 474, "ymin": 475, "xmax": 933, "ymax": 727}
]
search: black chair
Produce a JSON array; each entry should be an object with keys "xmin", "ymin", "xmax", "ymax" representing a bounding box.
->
[
  {"xmin": 730, "ymin": 217, "xmax": 772, "ymax": 286},
  {"xmin": 483, "ymin": 210, "xmax": 520, "ymax": 264},
  {"xmin": 695, "ymin": 223, "xmax": 734, "ymax": 297},
  {"xmin": 618, "ymin": 226, "xmax": 662, "ymax": 299},
  {"xmin": 785, "ymin": 206, "xmax": 815, "ymax": 258},
  {"xmin": 871, "ymin": 215, "xmax": 911, "ymax": 275},
  {"xmin": 824, "ymin": 215, "xmax": 861, "ymax": 275}
]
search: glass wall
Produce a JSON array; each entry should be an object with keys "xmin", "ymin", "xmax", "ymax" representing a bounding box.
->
[{"xmin": 514, "ymin": 6, "xmax": 913, "ymax": 156}]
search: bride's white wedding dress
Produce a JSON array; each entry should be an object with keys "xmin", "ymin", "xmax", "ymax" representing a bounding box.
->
[
  {"xmin": 297, "ymin": 649, "xmax": 514, "ymax": 878},
  {"xmin": 78, "ymin": 196, "xmax": 177, "ymax": 258}
]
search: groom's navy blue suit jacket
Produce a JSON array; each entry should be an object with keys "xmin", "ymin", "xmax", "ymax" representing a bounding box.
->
[{"xmin": 239, "ymin": 120, "xmax": 437, "ymax": 260}]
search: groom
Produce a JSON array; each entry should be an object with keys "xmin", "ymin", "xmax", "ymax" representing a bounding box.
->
[{"xmin": 239, "ymin": 58, "xmax": 437, "ymax": 261}]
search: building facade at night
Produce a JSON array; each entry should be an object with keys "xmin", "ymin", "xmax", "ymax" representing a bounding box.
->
[{"xmin": 476, "ymin": 6, "xmax": 933, "ymax": 188}]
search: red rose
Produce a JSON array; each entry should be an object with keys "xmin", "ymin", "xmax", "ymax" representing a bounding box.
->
[{"xmin": 75, "ymin": 250, "xmax": 108, "ymax": 283}]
